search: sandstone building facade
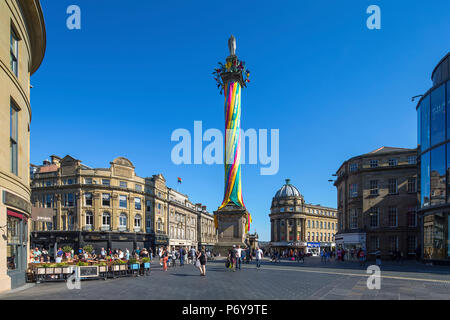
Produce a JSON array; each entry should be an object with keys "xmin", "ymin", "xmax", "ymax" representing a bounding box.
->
[
  {"xmin": 334, "ymin": 147, "xmax": 419, "ymax": 260},
  {"xmin": 269, "ymin": 179, "xmax": 338, "ymax": 254},
  {"xmin": 30, "ymin": 155, "xmax": 217, "ymax": 253},
  {"xmin": 0, "ymin": 0, "xmax": 46, "ymax": 292}
]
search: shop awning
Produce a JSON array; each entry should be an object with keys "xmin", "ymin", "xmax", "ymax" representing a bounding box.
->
[{"xmin": 31, "ymin": 207, "xmax": 55, "ymax": 222}]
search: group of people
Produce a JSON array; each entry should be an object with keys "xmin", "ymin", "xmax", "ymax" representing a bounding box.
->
[
  {"xmin": 226, "ymin": 245, "xmax": 264, "ymax": 271},
  {"xmin": 29, "ymin": 246, "xmax": 153, "ymax": 264},
  {"xmin": 270, "ymin": 249, "xmax": 305, "ymax": 263},
  {"xmin": 156, "ymin": 246, "xmax": 211, "ymax": 276}
]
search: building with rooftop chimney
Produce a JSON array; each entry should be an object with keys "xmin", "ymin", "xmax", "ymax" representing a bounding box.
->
[{"xmin": 30, "ymin": 155, "xmax": 216, "ymax": 254}]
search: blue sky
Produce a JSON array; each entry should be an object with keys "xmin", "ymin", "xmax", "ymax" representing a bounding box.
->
[{"xmin": 32, "ymin": 1, "xmax": 449, "ymax": 241}]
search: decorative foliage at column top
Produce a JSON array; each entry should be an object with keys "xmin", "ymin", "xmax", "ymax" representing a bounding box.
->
[{"xmin": 213, "ymin": 55, "xmax": 250, "ymax": 94}]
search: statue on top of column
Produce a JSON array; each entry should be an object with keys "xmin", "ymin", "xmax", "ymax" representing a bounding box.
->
[{"xmin": 228, "ymin": 35, "xmax": 236, "ymax": 56}]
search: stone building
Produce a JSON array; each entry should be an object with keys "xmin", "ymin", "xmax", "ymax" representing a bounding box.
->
[
  {"xmin": 269, "ymin": 179, "xmax": 338, "ymax": 254},
  {"xmin": 30, "ymin": 155, "xmax": 217, "ymax": 253},
  {"xmin": 196, "ymin": 205, "xmax": 217, "ymax": 250},
  {"xmin": 167, "ymin": 189, "xmax": 198, "ymax": 250},
  {"xmin": 333, "ymin": 147, "xmax": 419, "ymax": 260},
  {"xmin": 0, "ymin": 0, "xmax": 46, "ymax": 292},
  {"xmin": 30, "ymin": 155, "xmax": 169, "ymax": 252}
]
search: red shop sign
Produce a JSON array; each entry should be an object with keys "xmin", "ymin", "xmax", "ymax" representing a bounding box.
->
[{"xmin": 7, "ymin": 209, "xmax": 28, "ymax": 222}]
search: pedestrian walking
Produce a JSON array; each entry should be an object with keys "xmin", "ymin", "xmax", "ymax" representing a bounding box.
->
[
  {"xmin": 374, "ymin": 248, "xmax": 382, "ymax": 266},
  {"xmin": 255, "ymin": 247, "xmax": 263, "ymax": 268},
  {"xmin": 357, "ymin": 248, "xmax": 366, "ymax": 267},
  {"xmin": 162, "ymin": 247, "xmax": 169, "ymax": 271},
  {"xmin": 196, "ymin": 246, "xmax": 207, "ymax": 276},
  {"xmin": 180, "ymin": 247, "xmax": 186, "ymax": 266},
  {"xmin": 236, "ymin": 245, "xmax": 242, "ymax": 270}
]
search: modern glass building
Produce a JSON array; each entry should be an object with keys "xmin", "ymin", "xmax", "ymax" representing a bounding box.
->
[{"xmin": 417, "ymin": 52, "xmax": 450, "ymax": 264}]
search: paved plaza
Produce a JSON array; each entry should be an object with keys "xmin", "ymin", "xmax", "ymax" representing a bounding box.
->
[{"xmin": 1, "ymin": 257, "xmax": 449, "ymax": 300}]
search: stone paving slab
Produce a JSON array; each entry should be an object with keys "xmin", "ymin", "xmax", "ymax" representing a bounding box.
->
[{"xmin": 1, "ymin": 258, "xmax": 449, "ymax": 300}]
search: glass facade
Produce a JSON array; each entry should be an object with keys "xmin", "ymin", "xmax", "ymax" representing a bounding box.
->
[
  {"xmin": 417, "ymin": 68, "xmax": 450, "ymax": 261},
  {"xmin": 418, "ymin": 80, "xmax": 449, "ymax": 208}
]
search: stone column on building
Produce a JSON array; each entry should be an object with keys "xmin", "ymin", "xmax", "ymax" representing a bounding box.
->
[
  {"xmin": 302, "ymin": 219, "xmax": 306, "ymax": 241},
  {"xmin": 294, "ymin": 218, "xmax": 298, "ymax": 242},
  {"xmin": 285, "ymin": 219, "xmax": 289, "ymax": 242}
]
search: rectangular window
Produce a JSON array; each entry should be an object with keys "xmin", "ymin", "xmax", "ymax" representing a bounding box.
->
[
  {"xmin": 102, "ymin": 193, "xmax": 110, "ymax": 207},
  {"xmin": 307, "ymin": 220, "xmax": 310, "ymax": 228},
  {"xmin": 369, "ymin": 236, "xmax": 380, "ymax": 251},
  {"xmin": 350, "ymin": 209, "xmax": 358, "ymax": 229},
  {"xmin": 349, "ymin": 163, "xmax": 358, "ymax": 172},
  {"xmin": 45, "ymin": 194, "xmax": 53, "ymax": 208},
  {"xmin": 84, "ymin": 178, "xmax": 92, "ymax": 184},
  {"xmin": 146, "ymin": 200, "xmax": 151, "ymax": 212},
  {"xmin": 85, "ymin": 193, "xmax": 93, "ymax": 206},
  {"xmin": 10, "ymin": 102, "xmax": 18, "ymax": 175},
  {"xmin": 370, "ymin": 180, "xmax": 378, "ymax": 195},
  {"xmin": 407, "ymin": 207, "xmax": 417, "ymax": 227},
  {"xmin": 388, "ymin": 158, "xmax": 398, "ymax": 166},
  {"xmin": 389, "ymin": 236, "xmax": 399, "ymax": 250},
  {"xmin": 135, "ymin": 184, "xmax": 142, "ymax": 192},
  {"xmin": 67, "ymin": 193, "xmax": 74, "ymax": 207},
  {"xmin": 102, "ymin": 179, "xmax": 110, "ymax": 186},
  {"xmin": 370, "ymin": 160, "xmax": 378, "ymax": 168},
  {"xmin": 135, "ymin": 197, "xmax": 141, "ymax": 210},
  {"xmin": 408, "ymin": 178, "xmax": 416, "ymax": 193},
  {"xmin": 408, "ymin": 156, "xmax": 416, "ymax": 165},
  {"xmin": 350, "ymin": 184, "xmax": 358, "ymax": 198},
  {"xmin": 388, "ymin": 178, "xmax": 398, "ymax": 194},
  {"xmin": 407, "ymin": 236, "xmax": 417, "ymax": 253},
  {"xmin": 119, "ymin": 195, "xmax": 127, "ymax": 208},
  {"xmin": 388, "ymin": 207, "xmax": 398, "ymax": 227},
  {"xmin": 119, "ymin": 181, "xmax": 127, "ymax": 188},
  {"xmin": 369, "ymin": 207, "xmax": 379, "ymax": 228},
  {"xmin": 10, "ymin": 27, "xmax": 19, "ymax": 76}
]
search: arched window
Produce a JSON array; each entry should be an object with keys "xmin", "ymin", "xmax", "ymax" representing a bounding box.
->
[
  {"xmin": 85, "ymin": 211, "xmax": 93, "ymax": 228},
  {"xmin": 119, "ymin": 213, "xmax": 127, "ymax": 230},
  {"xmin": 102, "ymin": 212, "xmax": 111, "ymax": 230},
  {"xmin": 134, "ymin": 214, "xmax": 142, "ymax": 228}
]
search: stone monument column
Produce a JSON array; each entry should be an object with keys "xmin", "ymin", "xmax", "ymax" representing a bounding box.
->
[{"xmin": 213, "ymin": 36, "xmax": 252, "ymax": 255}]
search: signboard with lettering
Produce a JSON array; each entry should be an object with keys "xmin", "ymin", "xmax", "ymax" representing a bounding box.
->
[
  {"xmin": 3, "ymin": 191, "xmax": 31, "ymax": 214},
  {"xmin": 307, "ymin": 242, "xmax": 321, "ymax": 248},
  {"xmin": 77, "ymin": 266, "xmax": 99, "ymax": 278}
]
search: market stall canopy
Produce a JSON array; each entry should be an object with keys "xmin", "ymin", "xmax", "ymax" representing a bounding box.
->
[{"xmin": 31, "ymin": 207, "xmax": 54, "ymax": 222}]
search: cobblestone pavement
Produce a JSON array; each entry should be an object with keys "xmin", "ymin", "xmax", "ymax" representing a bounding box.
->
[{"xmin": 1, "ymin": 257, "xmax": 449, "ymax": 300}]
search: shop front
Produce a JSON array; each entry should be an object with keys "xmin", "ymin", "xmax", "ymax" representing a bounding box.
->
[
  {"xmin": 423, "ymin": 212, "xmax": 450, "ymax": 264},
  {"xmin": 306, "ymin": 242, "xmax": 320, "ymax": 256},
  {"xmin": 335, "ymin": 232, "xmax": 366, "ymax": 252},
  {"xmin": 6, "ymin": 209, "xmax": 29, "ymax": 289}
]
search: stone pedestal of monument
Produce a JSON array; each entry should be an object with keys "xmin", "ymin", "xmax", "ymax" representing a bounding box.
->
[{"xmin": 213, "ymin": 203, "xmax": 250, "ymax": 256}]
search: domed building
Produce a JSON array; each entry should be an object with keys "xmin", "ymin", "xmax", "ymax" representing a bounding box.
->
[{"xmin": 269, "ymin": 179, "xmax": 338, "ymax": 255}]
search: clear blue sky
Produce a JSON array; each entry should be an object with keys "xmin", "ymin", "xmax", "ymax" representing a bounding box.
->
[{"xmin": 32, "ymin": 0, "xmax": 449, "ymax": 241}]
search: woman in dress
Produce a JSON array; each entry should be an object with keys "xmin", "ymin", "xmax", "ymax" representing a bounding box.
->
[{"xmin": 197, "ymin": 246, "xmax": 207, "ymax": 276}]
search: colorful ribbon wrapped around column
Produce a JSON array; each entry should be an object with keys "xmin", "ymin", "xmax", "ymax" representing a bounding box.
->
[{"xmin": 218, "ymin": 80, "xmax": 245, "ymax": 210}]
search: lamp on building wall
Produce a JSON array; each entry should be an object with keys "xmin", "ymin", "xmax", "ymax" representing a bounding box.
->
[{"xmin": 411, "ymin": 94, "xmax": 423, "ymax": 102}]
